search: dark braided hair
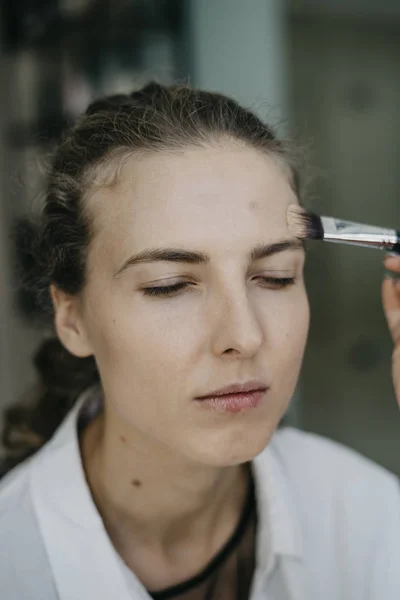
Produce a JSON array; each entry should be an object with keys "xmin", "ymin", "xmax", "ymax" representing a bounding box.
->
[{"xmin": 1, "ymin": 81, "xmax": 305, "ymax": 473}]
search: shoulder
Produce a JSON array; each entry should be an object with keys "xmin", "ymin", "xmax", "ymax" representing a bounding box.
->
[
  {"xmin": 262, "ymin": 427, "xmax": 400, "ymax": 594},
  {"xmin": 266, "ymin": 426, "xmax": 400, "ymax": 539},
  {"xmin": 270, "ymin": 426, "xmax": 399, "ymax": 493},
  {"xmin": 0, "ymin": 456, "xmax": 58, "ymax": 599}
]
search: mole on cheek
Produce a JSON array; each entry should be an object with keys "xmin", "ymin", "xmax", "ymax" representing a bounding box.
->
[
  {"xmin": 132, "ymin": 479, "xmax": 142, "ymax": 487},
  {"xmin": 120, "ymin": 436, "xmax": 126, "ymax": 443}
]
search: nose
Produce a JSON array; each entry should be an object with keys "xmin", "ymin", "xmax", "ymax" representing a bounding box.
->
[{"xmin": 209, "ymin": 288, "xmax": 264, "ymax": 358}]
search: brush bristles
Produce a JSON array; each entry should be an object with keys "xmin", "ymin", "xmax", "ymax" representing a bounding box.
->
[{"xmin": 286, "ymin": 204, "xmax": 324, "ymax": 240}]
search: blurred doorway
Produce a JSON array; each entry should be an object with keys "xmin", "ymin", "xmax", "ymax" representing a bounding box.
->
[{"xmin": 289, "ymin": 17, "xmax": 400, "ymax": 474}]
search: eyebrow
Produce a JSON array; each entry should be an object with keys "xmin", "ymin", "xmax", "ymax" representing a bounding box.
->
[{"xmin": 114, "ymin": 239, "xmax": 304, "ymax": 277}]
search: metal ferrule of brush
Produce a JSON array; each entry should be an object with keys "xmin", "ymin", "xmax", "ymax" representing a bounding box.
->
[{"xmin": 321, "ymin": 217, "xmax": 398, "ymax": 251}]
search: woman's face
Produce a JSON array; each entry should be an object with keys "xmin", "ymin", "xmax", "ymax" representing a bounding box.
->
[{"xmin": 80, "ymin": 143, "xmax": 310, "ymax": 466}]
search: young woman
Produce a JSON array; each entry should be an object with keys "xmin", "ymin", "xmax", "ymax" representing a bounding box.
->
[{"xmin": 1, "ymin": 82, "xmax": 400, "ymax": 600}]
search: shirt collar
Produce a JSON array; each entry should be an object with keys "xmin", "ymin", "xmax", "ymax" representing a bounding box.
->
[
  {"xmin": 252, "ymin": 433, "xmax": 304, "ymax": 575},
  {"xmin": 31, "ymin": 384, "xmax": 105, "ymax": 529}
]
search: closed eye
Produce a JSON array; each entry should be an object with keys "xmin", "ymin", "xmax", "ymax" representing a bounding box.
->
[{"xmin": 142, "ymin": 277, "xmax": 296, "ymax": 297}]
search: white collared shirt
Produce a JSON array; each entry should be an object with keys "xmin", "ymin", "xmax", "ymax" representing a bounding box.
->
[{"xmin": 1, "ymin": 386, "xmax": 400, "ymax": 600}]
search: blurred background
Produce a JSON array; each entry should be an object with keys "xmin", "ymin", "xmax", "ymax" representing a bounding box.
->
[{"xmin": 1, "ymin": 0, "xmax": 400, "ymax": 474}]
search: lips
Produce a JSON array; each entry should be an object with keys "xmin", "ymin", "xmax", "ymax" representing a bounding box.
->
[
  {"xmin": 195, "ymin": 389, "xmax": 267, "ymax": 413},
  {"xmin": 195, "ymin": 380, "xmax": 268, "ymax": 400}
]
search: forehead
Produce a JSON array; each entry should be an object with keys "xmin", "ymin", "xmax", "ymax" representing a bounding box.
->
[{"xmin": 87, "ymin": 143, "xmax": 298, "ymax": 253}]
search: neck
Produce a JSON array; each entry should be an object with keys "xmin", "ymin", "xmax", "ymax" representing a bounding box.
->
[{"xmin": 80, "ymin": 407, "xmax": 250, "ymax": 556}]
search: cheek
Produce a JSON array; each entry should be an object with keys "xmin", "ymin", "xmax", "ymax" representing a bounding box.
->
[
  {"xmin": 267, "ymin": 289, "xmax": 310, "ymax": 363},
  {"xmin": 87, "ymin": 296, "xmax": 198, "ymax": 383}
]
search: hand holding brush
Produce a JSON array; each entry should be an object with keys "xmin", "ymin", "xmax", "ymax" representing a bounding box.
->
[{"xmin": 383, "ymin": 254, "xmax": 400, "ymax": 407}]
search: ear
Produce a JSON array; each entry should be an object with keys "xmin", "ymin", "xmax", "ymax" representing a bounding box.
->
[{"xmin": 50, "ymin": 284, "xmax": 94, "ymax": 358}]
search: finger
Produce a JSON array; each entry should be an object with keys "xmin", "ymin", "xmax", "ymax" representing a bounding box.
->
[
  {"xmin": 382, "ymin": 277, "xmax": 400, "ymax": 345},
  {"xmin": 391, "ymin": 345, "xmax": 400, "ymax": 408},
  {"xmin": 384, "ymin": 254, "xmax": 400, "ymax": 273}
]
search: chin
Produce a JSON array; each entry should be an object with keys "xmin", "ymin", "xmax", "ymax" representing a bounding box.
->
[{"xmin": 192, "ymin": 421, "xmax": 278, "ymax": 467}]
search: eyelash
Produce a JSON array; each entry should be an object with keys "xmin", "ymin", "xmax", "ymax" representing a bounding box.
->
[{"xmin": 143, "ymin": 277, "xmax": 296, "ymax": 297}]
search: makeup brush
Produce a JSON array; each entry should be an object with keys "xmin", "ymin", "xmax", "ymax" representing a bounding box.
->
[{"xmin": 286, "ymin": 204, "xmax": 400, "ymax": 255}]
